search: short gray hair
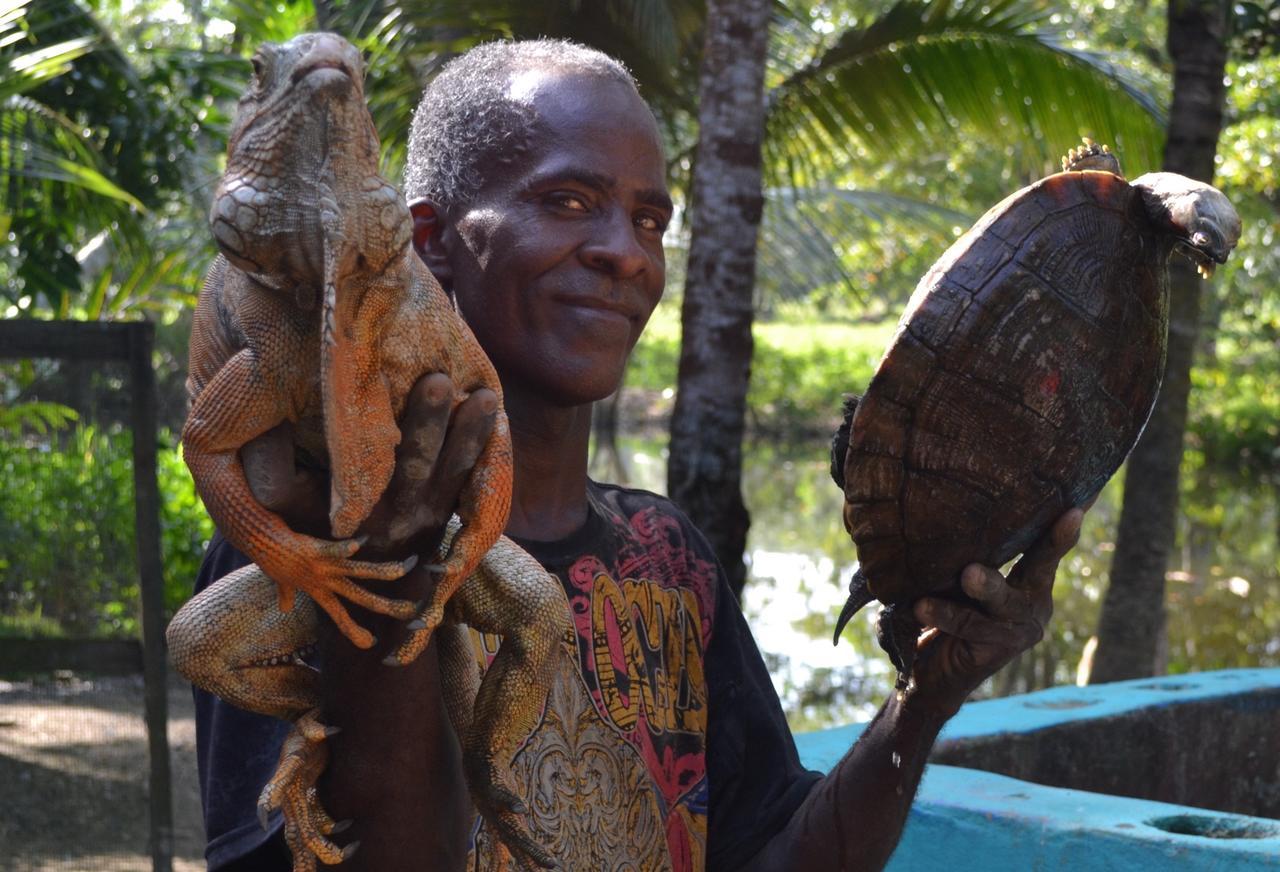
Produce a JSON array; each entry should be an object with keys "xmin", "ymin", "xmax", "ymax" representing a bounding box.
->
[{"xmin": 405, "ymin": 39, "xmax": 639, "ymax": 213}]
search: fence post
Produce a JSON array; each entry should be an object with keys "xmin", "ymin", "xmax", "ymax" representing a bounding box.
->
[{"xmin": 128, "ymin": 321, "xmax": 174, "ymax": 872}]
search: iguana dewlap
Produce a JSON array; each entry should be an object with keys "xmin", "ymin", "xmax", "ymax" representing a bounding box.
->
[
  {"xmin": 184, "ymin": 31, "xmax": 504, "ymax": 662},
  {"xmin": 175, "ymin": 32, "xmax": 568, "ymax": 869}
]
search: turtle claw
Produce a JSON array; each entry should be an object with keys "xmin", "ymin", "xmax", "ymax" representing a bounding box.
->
[
  {"xmin": 258, "ymin": 708, "xmax": 354, "ymax": 871},
  {"xmin": 832, "ymin": 568, "xmax": 874, "ymax": 645},
  {"xmin": 875, "ymin": 605, "xmax": 923, "ymax": 690}
]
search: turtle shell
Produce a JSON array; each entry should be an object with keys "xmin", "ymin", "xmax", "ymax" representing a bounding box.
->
[{"xmin": 840, "ymin": 168, "xmax": 1171, "ymax": 606}]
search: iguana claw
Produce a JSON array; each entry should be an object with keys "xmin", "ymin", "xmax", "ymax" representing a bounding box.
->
[
  {"xmin": 467, "ymin": 757, "xmax": 558, "ymax": 870},
  {"xmin": 258, "ymin": 708, "xmax": 352, "ymax": 871}
]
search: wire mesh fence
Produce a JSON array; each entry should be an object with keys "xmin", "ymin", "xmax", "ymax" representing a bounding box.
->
[{"xmin": 2, "ymin": 322, "xmax": 196, "ymax": 871}]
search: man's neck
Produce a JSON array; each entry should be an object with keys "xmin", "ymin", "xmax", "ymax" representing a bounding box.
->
[{"xmin": 501, "ymin": 389, "xmax": 594, "ymax": 542}]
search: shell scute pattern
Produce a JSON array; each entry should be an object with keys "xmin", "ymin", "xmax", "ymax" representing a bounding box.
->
[{"xmin": 842, "ymin": 164, "xmax": 1170, "ymax": 606}]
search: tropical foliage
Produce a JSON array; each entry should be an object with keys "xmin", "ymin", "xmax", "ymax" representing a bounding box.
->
[{"xmin": 0, "ymin": 0, "xmax": 1275, "ymax": 701}]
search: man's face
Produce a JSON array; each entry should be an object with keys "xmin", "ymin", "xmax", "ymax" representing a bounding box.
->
[{"xmin": 442, "ymin": 73, "xmax": 672, "ymax": 408}]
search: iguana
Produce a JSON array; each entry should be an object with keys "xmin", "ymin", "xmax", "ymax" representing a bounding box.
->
[{"xmin": 169, "ymin": 32, "xmax": 568, "ymax": 870}]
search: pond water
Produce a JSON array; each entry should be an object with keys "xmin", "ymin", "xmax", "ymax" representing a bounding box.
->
[{"xmin": 589, "ymin": 433, "xmax": 1280, "ymax": 732}]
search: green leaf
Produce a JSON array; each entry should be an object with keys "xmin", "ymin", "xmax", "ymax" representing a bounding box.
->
[
  {"xmin": 766, "ymin": 0, "xmax": 1166, "ymax": 185},
  {"xmin": 49, "ymin": 156, "xmax": 146, "ymax": 210}
]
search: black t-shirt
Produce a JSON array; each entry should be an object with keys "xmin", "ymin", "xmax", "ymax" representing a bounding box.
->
[{"xmin": 191, "ymin": 481, "xmax": 821, "ymax": 870}]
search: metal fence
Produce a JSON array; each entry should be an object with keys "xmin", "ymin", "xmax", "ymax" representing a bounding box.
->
[{"xmin": 1, "ymin": 322, "xmax": 175, "ymax": 871}]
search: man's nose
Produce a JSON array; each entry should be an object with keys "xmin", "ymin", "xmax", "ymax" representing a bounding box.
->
[{"xmin": 580, "ymin": 208, "xmax": 648, "ymax": 279}]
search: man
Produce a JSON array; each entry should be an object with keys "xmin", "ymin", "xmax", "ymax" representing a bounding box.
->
[{"xmin": 192, "ymin": 38, "xmax": 1082, "ymax": 871}]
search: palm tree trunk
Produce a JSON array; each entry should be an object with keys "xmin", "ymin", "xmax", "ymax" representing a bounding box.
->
[
  {"xmin": 666, "ymin": 0, "xmax": 771, "ymax": 599},
  {"xmin": 1088, "ymin": 0, "xmax": 1232, "ymax": 684}
]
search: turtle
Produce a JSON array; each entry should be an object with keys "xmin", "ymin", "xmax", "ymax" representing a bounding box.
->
[{"xmin": 829, "ymin": 139, "xmax": 1241, "ymax": 688}]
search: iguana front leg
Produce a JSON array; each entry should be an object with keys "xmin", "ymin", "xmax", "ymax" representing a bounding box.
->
[{"xmin": 183, "ymin": 348, "xmax": 418, "ymax": 647}]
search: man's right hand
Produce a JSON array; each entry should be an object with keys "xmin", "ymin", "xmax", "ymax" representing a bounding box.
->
[{"xmin": 241, "ymin": 371, "xmax": 497, "ymax": 563}]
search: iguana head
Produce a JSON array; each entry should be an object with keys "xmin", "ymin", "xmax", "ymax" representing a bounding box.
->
[{"xmin": 211, "ymin": 32, "xmax": 387, "ymax": 292}]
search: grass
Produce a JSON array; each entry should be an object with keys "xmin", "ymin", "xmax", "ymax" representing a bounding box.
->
[{"xmin": 627, "ymin": 301, "xmax": 896, "ymax": 431}]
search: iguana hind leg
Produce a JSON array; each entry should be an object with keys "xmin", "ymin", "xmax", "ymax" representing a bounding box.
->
[
  {"xmin": 445, "ymin": 534, "xmax": 569, "ymax": 871},
  {"xmin": 167, "ymin": 563, "xmax": 319, "ymax": 719},
  {"xmin": 168, "ymin": 565, "xmax": 353, "ymax": 869}
]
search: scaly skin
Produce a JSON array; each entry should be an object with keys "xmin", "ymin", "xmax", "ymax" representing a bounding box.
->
[
  {"xmin": 169, "ymin": 527, "xmax": 569, "ymax": 870},
  {"xmin": 174, "ymin": 32, "xmax": 569, "ymax": 869},
  {"xmin": 183, "ymin": 32, "xmax": 510, "ymax": 654}
]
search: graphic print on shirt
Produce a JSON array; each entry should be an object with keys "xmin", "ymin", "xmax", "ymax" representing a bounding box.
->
[{"xmin": 467, "ymin": 496, "xmax": 719, "ymax": 872}]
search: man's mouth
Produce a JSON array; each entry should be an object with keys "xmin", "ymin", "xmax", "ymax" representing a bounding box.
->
[{"xmin": 553, "ymin": 294, "xmax": 637, "ymax": 321}]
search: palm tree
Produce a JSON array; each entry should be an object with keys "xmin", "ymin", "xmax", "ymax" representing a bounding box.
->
[
  {"xmin": 1089, "ymin": 0, "xmax": 1234, "ymax": 683},
  {"xmin": 670, "ymin": 0, "xmax": 1168, "ymax": 597},
  {"xmin": 668, "ymin": 0, "xmax": 771, "ymax": 598},
  {"xmin": 0, "ymin": 0, "xmax": 240, "ymax": 319}
]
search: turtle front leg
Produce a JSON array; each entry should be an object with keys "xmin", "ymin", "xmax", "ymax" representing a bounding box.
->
[
  {"xmin": 258, "ymin": 709, "xmax": 357, "ymax": 871},
  {"xmin": 875, "ymin": 604, "xmax": 923, "ymax": 690}
]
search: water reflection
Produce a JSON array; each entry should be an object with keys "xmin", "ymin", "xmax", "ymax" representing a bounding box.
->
[{"xmin": 589, "ymin": 432, "xmax": 1280, "ymax": 732}]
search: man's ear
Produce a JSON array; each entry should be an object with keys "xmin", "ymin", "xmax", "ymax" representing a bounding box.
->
[{"xmin": 408, "ymin": 197, "xmax": 452, "ymax": 290}]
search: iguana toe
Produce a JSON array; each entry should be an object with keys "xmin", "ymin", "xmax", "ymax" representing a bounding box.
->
[
  {"xmin": 382, "ymin": 605, "xmax": 444, "ymax": 666},
  {"xmin": 259, "ymin": 709, "xmax": 352, "ymax": 870}
]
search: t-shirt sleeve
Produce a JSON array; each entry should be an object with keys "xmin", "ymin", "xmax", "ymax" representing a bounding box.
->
[
  {"xmin": 705, "ymin": 567, "xmax": 822, "ymax": 870},
  {"xmin": 191, "ymin": 532, "xmax": 290, "ymax": 869}
]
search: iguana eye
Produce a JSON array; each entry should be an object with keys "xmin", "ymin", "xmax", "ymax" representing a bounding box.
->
[{"xmin": 250, "ymin": 45, "xmax": 278, "ymax": 83}]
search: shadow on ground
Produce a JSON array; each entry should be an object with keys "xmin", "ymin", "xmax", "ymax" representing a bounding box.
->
[{"xmin": 0, "ymin": 675, "xmax": 205, "ymax": 871}]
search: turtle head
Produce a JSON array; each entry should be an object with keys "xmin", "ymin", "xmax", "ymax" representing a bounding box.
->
[{"xmin": 1131, "ymin": 172, "xmax": 1241, "ymax": 279}]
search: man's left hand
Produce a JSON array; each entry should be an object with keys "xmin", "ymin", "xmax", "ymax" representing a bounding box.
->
[{"xmin": 904, "ymin": 508, "xmax": 1085, "ymax": 719}]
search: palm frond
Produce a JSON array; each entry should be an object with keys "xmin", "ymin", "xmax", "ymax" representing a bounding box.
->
[
  {"xmin": 766, "ymin": 0, "xmax": 1167, "ymax": 186},
  {"xmin": 759, "ymin": 185, "xmax": 971, "ymax": 305}
]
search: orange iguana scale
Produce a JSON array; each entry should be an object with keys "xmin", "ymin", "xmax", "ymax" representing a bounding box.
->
[{"xmin": 168, "ymin": 32, "xmax": 568, "ymax": 870}]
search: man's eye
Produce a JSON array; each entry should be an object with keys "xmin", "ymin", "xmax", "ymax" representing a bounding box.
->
[
  {"xmin": 548, "ymin": 193, "xmax": 589, "ymax": 212},
  {"xmin": 635, "ymin": 213, "xmax": 666, "ymax": 233}
]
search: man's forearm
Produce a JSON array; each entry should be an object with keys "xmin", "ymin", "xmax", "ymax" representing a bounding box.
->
[
  {"xmin": 742, "ymin": 691, "xmax": 947, "ymax": 872},
  {"xmin": 317, "ymin": 598, "xmax": 471, "ymax": 870}
]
